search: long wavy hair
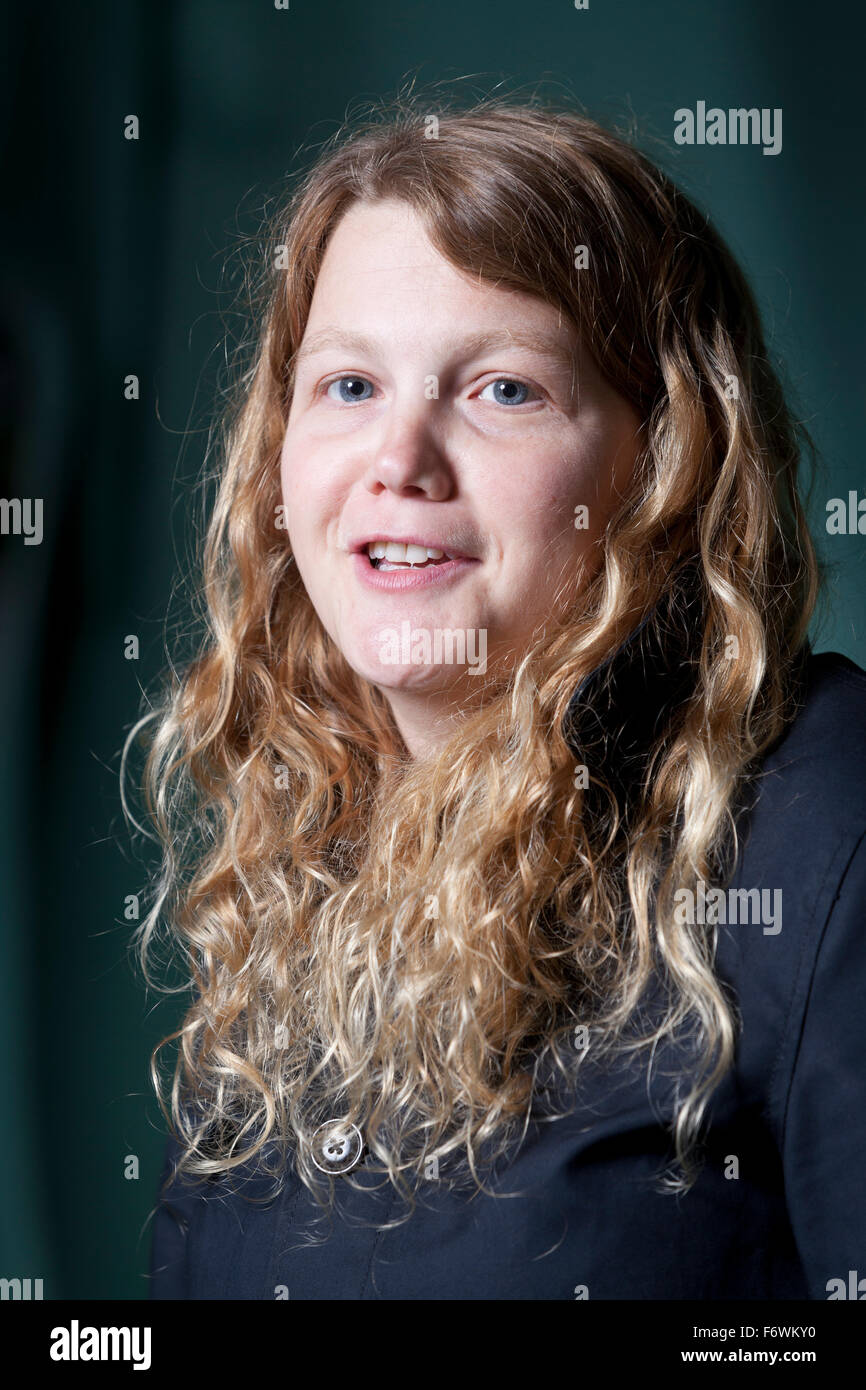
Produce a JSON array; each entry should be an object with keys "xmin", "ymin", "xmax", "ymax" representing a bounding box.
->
[{"xmin": 126, "ymin": 95, "xmax": 819, "ymax": 1220}]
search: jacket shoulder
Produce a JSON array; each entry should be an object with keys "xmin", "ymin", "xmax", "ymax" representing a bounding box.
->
[
  {"xmin": 756, "ymin": 649, "xmax": 866, "ymax": 807},
  {"xmin": 715, "ymin": 650, "xmax": 866, "ymax": 1132},
  {"xmin": 726, "ymin": 650, "xmax": 866, "ymax": 887},
  {"xmin": 714, "ymin": 651, "xmax": 866, "ymax": 1295}
]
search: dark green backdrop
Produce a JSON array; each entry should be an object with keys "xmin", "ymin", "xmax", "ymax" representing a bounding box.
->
[{"xmin": 2, "ymin": 0, "xmax": 863, "ymax": 1297}]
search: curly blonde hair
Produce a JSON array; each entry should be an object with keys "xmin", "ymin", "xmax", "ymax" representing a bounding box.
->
[{"xmin": 125, "ymin": 95, "xmax": 819, "ymax": 1221}]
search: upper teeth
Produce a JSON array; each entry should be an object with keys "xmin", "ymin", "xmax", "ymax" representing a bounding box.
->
[{"xmin": 367, "ymin": 542, "xmax": 447, "ymax": 563}]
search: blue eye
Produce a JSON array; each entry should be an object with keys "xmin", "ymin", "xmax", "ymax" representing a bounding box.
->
[
  {"xmin": 480, "ymin": 379, "xmax": 532, "ymax": 406},
  {"xmin": 327, "ymin": 376, "xmax": 374, "ymax": 403}
]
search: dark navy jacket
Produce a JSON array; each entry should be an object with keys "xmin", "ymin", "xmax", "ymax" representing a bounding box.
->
[{"xmin": 148, "ymin": 634, "xmax": 866, "ymax": 1300}]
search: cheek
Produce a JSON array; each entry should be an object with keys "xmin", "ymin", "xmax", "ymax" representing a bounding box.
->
[
  {"xmin": 494, "ymin": 433, "xmax": 627, "ymax": 590},
  {"xmin": 279, "ymin": 434, "xmax": 336, "ymax": 549},
  {"xmin": 499, "ymin": 454, "xmax": 590, "ymax": 545},
  {"xmin": 279, "ymin": 449, "xmax": 305, "ymax": 556},
  {"xmin": 552, "ymin": 421, "xmax": 637, "ymax": 533},
  {"xmin": 279, "ymin": 426, "xmax": 308, "ymax": 503}
]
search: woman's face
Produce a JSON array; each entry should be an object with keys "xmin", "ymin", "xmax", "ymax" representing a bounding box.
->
[{"xmin": 280, "ymin": 198, "xmax": 642, "ymax": 751}]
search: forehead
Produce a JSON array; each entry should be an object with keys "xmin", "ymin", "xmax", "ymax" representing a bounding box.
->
[{"xmin": 300, "ymin": 197, "xmax": 580, "ymax": 355}]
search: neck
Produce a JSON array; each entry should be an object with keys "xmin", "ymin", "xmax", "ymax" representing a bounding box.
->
[{"xmin": 383, "ymin": 683, "xmax": 480, "ymax": 760}]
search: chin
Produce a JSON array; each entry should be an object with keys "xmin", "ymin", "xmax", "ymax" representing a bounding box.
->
[
  {"xmin": 346, "ymin": 621, "xmax": 490, "ymax": 687},
  {"xmin": 353, "ymin": 655, "xmax": 464, "ymax": 694}
]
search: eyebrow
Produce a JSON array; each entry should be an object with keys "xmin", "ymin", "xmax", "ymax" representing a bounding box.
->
[{"xmin": 292, "ymin": 326, "xmax": 578, "ymax": 370}]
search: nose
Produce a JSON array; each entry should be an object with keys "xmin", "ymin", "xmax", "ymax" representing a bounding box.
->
[{"xmin": 362, "ymin": 397, "xmax": 454, "ymax": 501}]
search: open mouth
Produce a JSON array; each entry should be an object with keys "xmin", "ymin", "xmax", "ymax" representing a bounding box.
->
[
  {"xmin": 366, "ymin": 542, "xmax": 455, "ymax": 571},
  {"xmin": 352, "ymin": 540, "xmax": 476, "ymax": 592}
]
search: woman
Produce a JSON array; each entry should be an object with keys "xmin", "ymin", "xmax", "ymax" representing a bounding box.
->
[{"xmin": 135, "ymin": 99, "xmax": 866, "ymax": 1299}]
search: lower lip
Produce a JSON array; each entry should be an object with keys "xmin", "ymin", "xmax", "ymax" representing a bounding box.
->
[{"xmin": 351, "ymin": 552, "xmax": 478, "ymax": 591}]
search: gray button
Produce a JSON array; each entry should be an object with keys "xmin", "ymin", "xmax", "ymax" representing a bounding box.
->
[{"xmin": 310, "ymin": 1119, "xmax": 365, "ymax": 1175}]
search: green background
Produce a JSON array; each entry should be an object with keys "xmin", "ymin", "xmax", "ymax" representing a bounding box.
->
[{"xmin": 1, "ymin": 0, "xmax": 863, "ymax": 1297}]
